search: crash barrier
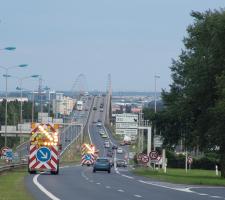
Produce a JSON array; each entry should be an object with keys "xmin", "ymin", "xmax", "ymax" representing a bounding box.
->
[{"xmin": 0, "ymin": 163, "xmax": 27, "ymax": 173}]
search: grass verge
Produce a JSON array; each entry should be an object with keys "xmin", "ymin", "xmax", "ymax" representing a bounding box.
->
[
  {"xmin": 0, "ymin": 168, "xmax": 33, "ymax": 200},
  {"xmin": 61, "ymin": 131, "xmax": 91, "ymax": 165},
  {"xmin": 107, "ymin": 125, "xmax": 123, "ymax": 142},
  {"xmin": 133, "ymin": 167, "xmax": 225, "ymax": 186}
]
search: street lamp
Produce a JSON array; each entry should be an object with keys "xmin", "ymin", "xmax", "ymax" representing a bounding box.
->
[
  {"xmin": 44, "ymin": 86, "xmax": 51, "ymax": 117},
  {"xmin": 0, "ymin": 47, "xmax": 16, "ymax": 51},
  {"xmin": 0, "ymin": 64, "xmax": 28, "ymax": 147},
  {"xmin": 153, "ymin": 74, "xmax": 160, "ymax": 153},
  {"xmin": 16, "ymin": 74, "xmax": 39, "ymax": 125},
  {"xmin": 154, "ymin": 75, "xmax": 160, "ymax": 113}
]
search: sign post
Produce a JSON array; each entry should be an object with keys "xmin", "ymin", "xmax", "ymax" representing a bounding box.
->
[
  {"xmin": 187, "ymin": 156, "xmax": 193, "ymax": 170},
  {"xmin": 140, "ymin": 154, "xmax": 149, "ymax": 166}
]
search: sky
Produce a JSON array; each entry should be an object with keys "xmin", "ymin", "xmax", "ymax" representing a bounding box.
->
[{"xmin": 0, "ymin": 0, "xmax": 224, "ymax": 92}]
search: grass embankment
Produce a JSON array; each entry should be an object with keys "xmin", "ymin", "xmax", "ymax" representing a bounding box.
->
[
  {"xmin": 0, "ymin": 160, "xmax": 6, "ymax": 166},
  {"xmin": 133, "ymin": 167, "xmax": 225, "ymax": 186},
  {"xmin": 107, "ymin": 125, "xmax": 123, "ymax": 142},
  {"xmin": 61, "ymin": 131, "xmax": 91, "ymax": 165},
  {"xmin": 0, "ymin": 168, "xmax": 33, "ymax": 200}
]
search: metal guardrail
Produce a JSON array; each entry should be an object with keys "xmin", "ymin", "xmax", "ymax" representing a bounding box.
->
[{"xmin": 0, "ymin": 163, "xmax": 27, "ymax": 173}]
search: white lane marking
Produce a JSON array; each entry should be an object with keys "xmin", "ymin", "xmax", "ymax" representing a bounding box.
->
[
  {"xmin": 134, "ymin": 194, "xmax": 142, "ymax": 198},
  {"xmin": 87, "ymin": 123, "xmax": 93, "ymax": 144},
  {"xmin": 96, "ymin": 182, "xmax": 101, "ymax": 185},
  {"xmin": 106, "ymin": 186, "xmax": 111, "ymax": 189},
  {"xmin": 198, "ymin": 193, "xmax": 208, "ymax": 196},
  {"xmin": 33, "ymin": 174, "xmax": 61, "ymax": 200},
  {"xmin": 115, "ymin": 168, "xmax": 120, "ymax": 174},
  {"xmin": 138, "ymin": 180, "xmax": 194, "ymax": 193},
  {"xmin": 87, "ymin": 97, "xmax": 95, "ymax": 144},
  {"xmin": 121, "ymin": 174, "xmax": 134, "ymax": 179},
  {"xmin": 138, "ymin": 180, "xmax": 225, "ymax": 199},
  {"xmin": 59, "ymin": 166, "xmax": 69, "ymax": 169},
  {"xmin": 117, "ymin": 189, "xmax": 124, "ymax": 192},
  {"xmin": 189, "ymin": 186, "xmax": 225, "ymax": 189}
]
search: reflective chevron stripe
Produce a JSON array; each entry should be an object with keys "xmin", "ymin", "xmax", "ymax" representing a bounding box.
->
[{"xmin": 29, "ymin": 145, "xmax": 58, "ymax": 171}]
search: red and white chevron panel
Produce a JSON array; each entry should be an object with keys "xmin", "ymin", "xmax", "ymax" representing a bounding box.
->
[
  {"xmin": 29, "ymin": 145, "xmax": 58, "ymax": 171},
  {"xmin": 81, "ymin": 153, "xmax": 95, "ymax": 165},
  {"xmin": 81, "ymin": 144, "xmax": 87, "ymax": 156}
]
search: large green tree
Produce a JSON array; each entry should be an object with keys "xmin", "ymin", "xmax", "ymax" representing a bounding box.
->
[{"xmin": 161, "ymin": 9, "xmax": 225, "ymax": 177}]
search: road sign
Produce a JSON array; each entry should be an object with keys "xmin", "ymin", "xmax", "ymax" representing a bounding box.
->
[
  {"xmin": 188, "ymin": 156, "xmax": 193, "ymax": 164},
  {"xmin": 154, "ymin": 135, "xmax": 163, "ymax": 148},
  {"xmin": 137, "ymin": 153, "xmax": 143, "ymax": 161},
  {"xmin": 1, "ymin": 146, "xmax": 9, "ymax": 156},
  {"xmin": 5, "ymin": 149, "xmax": 13, "ymax": 160},
  {"xmin": 141, "ymin": 154, "xmax": 149, "ymax": 164},
  {"xmin": 149, "ymin": 151, "xmax": 159, "ymax": 160},
  {"xmin": 1, "ymin": 146, "xmax": 10, "ymax": 159},
  {"xmin": 129, "ymin": 152, "xmax": 135, "ymax": 159},
  {"xmin": 85, "ymin": 154, "xmax": 91, "ymax": 160},
  {"xmin": 81, "ymin": 153, "xmax": 95, "ymax": 165},
  {"xmin": 36, "ymin": 147, "xmax": 51, "ymax": 163},
  {"xmin": 116, "ymin": 129, "xmax": 138, "ymax": 135},
  {"xmin": 115, "ymin": 114, "xmax": 138, "ymax": 123},
  {"xmin": 116, "ymin": 122, "xmax": 138, "ymax": 129}
]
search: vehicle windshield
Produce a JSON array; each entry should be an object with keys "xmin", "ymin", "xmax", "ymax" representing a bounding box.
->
[{"xmin": 96, "ymin": 159, "xmax": 109, "ymax": 163}]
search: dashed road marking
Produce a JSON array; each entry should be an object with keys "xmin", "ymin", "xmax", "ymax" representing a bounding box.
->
[
  {"xmin": 198, "ymin": 193, "xmax": 208, "ymax": 196},
  {"xmin": 96, "ymin": 182, "xmax": 101, "ymax": 185},
  {"xmin": 211, "ymin": 196, "xmax": 223, "ymax": 199},
  {"xmin": 121, "ymin": 174, "xmax": 134, "ymax": 179},
  {"xmin": 59, "ymin": 166, "xmax": 69, "ymax": 169},
  {"xmin": 106, "ymin": 186, "xmax": 111, "ymax": 189},
  {"xmin": 117, "ymin": 189, "xmax": 124, "ymax": 192},
  {"xmin": 134, "ymin": 194, "xmax": 142, "ymax": 198}
]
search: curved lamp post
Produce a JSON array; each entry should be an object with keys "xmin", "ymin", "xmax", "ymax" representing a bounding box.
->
[
  {"xmin": 16, "ymin": 74, "xmax": 40, "ymax": 125},
  {"xmin": 0, "ymin": 64, "xmax": 28, "ymax": 147},
  {"xmin": 0, "ymin": 47, "xmax": 16, "ymax": 51}
]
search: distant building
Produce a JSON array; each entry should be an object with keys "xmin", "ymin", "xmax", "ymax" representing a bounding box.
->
[
  {"xmin": 52, "ymin": 93, "xmax": 75, "ymax": 115},
  {"xmin": 131, "ymin": 107, "xmax": 141, "ymax": 113}
]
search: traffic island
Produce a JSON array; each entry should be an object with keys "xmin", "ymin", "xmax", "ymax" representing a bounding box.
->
[{"xmin": 133, "ymin": 168, "xmax": 225, "ymax": 186}]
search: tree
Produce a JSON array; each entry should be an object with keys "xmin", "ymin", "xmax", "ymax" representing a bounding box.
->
[{"xmin": 160, "ymin": 9, "xmax": 225, "ymax": 177}]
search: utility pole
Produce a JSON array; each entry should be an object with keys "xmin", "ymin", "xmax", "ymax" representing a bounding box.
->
[
  {"xmin": 154, "ymin": 74, "xmax": 160, "ymax": 149},
  {"xmin": 38, "ymin": 77, "xmax": 43, "ymax": 122}
]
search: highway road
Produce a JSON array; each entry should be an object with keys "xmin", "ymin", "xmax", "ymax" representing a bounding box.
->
[
  {"xmin": 26, "ymin": 165, "xmax": 225, "ymax": 200},
  {"xmin": 25, "ymin": 95, "xmax": 225, "ymax": 200},
  {"xmin": 16, "ymin": 96, "xmax": 93, "ymax": 161}
]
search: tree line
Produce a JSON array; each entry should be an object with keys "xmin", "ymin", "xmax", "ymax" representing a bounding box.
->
[
  {"xmin": 144, "ymin": 9, "xmax": 225, "ymax": 178},
  {"xmin": 0, "ymin": 100, "xmax": 39, "ymax": 148}
]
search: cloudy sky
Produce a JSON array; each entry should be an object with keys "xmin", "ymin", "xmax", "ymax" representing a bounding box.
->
[{"xmin": 0, "ymin": 0, "xmax": 224, "ymax": 92}]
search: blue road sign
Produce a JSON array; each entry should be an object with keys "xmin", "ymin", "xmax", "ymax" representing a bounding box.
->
[
  {"xmin": 36, "ymin": 147, "xmax": 51, "ymax": 163},
  {"xmin": 85, "ymin": 154, "xmax": 91, "ymax": 160},
  {"xmin": 5, "ymin": 149, "xmax": 13, "ymax": 160}
]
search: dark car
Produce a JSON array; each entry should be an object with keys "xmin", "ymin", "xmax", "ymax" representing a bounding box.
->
[
  {"xmin": 116, "ymin": 159, "xmax": 127, "ymax": 168},
  {"xmin": 93, "ymin": 106, "xmax": 97, "ymax": 110},
  {"xmin": 106, "ymin": 149, "xmax": 113, "ymax": 157},
  {"xmin": 112, "ymin": 145, "xmax": 118, "ymax": 150},
  {"xmin": 93, "ymin": 158, "xmax": 111, "ymax": 173}
]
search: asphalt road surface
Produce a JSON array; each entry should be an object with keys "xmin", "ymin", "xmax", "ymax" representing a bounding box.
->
[
  {"xmin": 25, "ymin": 96, "xmax": 225, "ymax": 200},
  {"xmin": 26, "ymin": 164, "xmax": 225, "ymax": 200}
]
